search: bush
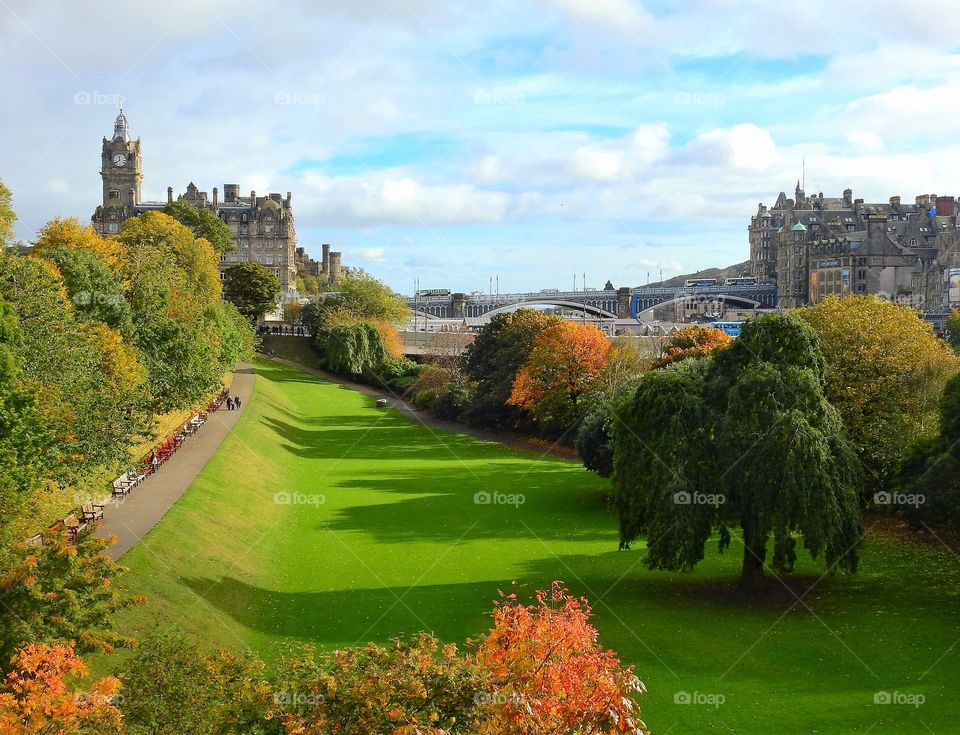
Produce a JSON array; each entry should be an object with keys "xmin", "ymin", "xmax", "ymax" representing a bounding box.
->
[
  {"xmin": 412, "ymin": 364, "xmax": 453, "ymax": 408},
  {"xmin": 325, "ymin": 322, "xmax": 387, "ymax": 377},
  {"xmin": 576, "ymin": 409, "xmax": 614, "ymax": 477},
  {"xmin": 430, "ymin": 379, "xmax": 475, "ymax": 421}
]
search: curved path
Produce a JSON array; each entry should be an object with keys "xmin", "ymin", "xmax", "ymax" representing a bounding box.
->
[{"xmin": 96, "ymin": 364, "xmax": 254, "ymax": 560}]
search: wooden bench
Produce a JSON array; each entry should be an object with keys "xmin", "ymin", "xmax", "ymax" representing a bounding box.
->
[
  {"xmin": 63, "ymin": 515, "xmax": 87, "ymax": 541},
  {"xmin": 112, "ymin": 476, "xmax": 132, "ymax": 496},
  {"xmin": 80, "ymin": 502, "xmax": 105, "ymax": 522}
]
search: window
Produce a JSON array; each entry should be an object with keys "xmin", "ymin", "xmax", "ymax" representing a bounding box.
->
[
  {"xmin": 107, "ymin": 223, "xmax": 118, "ymax": 233},
  {"xmin": 239, "ymin": 225, "xmax": 247, "ymax": 234},
  {"xmin": 109, "ymin": 190, "xmax": 120, "ymax": 199},
  {"xmin": 910, "ymin": 238, "xmax": 918, "ymax": 246}
]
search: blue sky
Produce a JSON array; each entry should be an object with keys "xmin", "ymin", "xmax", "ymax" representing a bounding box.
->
[{"xmin": 2, "ymin": 0, "xmax": 960, "ymax": 293}]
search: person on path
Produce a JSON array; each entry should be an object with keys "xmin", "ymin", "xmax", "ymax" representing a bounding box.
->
[
  {"xmin": 226, "ymin": 395, "xmax": 234, "ymax": 411},
  {"xmin": 150, "ymin": 449, "xmax": 159, "ymax": 474},
  {"xmin": 234, "ymin": 395, "xmax": 242, "ymax": 409}
]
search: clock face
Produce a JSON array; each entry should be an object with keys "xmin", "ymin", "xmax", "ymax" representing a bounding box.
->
[{"xmin": 113, "ymin": 153, "xmax": 127, "ymax": 167}]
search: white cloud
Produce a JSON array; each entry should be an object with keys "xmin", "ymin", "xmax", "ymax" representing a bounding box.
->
[
  {"xmin": 355, "ymin": 247, "xmax": 387, "ymax": 262},
  {"xmin": 544, "ymin": 0, "xmax": 652, "ymax": 33}
]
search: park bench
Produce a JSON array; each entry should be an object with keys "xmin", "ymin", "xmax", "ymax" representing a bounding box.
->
[
  {"xmin": 127, "ymin": 467, "xmax": 146, "ymax": 487},
  {"xmin": 376, "ymin": 398, "xmax": 388, "ymax": 408},
  {"xmin": 80, "ymin": 502, "xmax": 105, "ymax": 523},
  {"xmin": 112, "ymin": 475, "xmax": 133, "ymax": 497},
  {"xmin": 63, "ymin": 515, "xmax": 86, "ymax": 541},
  {"xmin": 25, "ymin": 533, "xmax": 42, "ymax": 547}
]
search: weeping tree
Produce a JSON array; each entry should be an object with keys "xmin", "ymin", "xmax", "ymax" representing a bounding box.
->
[
  {"xmin": 611, "ymin": 314, "xmax": 863, "ymax": 593},
  {"xmin": 325, "ymin": 322, "xmax": 387, "ymax": 377}
]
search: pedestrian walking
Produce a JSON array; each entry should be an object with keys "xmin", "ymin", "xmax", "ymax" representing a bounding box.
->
[
  {"xmin": 226, "ymin": 395, "xmax": 234, "ymax": 411},
  {"xmin": 150, "ymin": 449, "xmax": 159, "ymax": 474},
  {"xmin": 235, "ymin": 395, "xmax": 242, "ymax": 409}
]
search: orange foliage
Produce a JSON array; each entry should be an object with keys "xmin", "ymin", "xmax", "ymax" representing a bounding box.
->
[
  {"xmin": 473, "ymin": 582, "xmax": 649, "ymax": 734},
  {"xmin": 0, "ymin": 644, "xmax": 123, "ymax": 735},
  {"xmin": 374, "ymin": 319, "xmax": 405, "ymax": 359},
  {"xmin": 655, "ymin": 325, "xmax": 732, "ymax": 367}
]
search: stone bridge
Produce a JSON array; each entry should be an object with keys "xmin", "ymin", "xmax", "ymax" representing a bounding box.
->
[{"xmin": 407, "ymin": 284, "xmax": 778, "ymax": 321}]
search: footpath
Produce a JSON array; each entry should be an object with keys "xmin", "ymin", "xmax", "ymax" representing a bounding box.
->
[{"xmin": 96, "ymin": 364, "xmax": 254, "ymax": 560}]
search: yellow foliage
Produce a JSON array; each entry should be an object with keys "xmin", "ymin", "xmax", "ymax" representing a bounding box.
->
[{"xmin": 34, "ymin": 217, "xmax": 125, "ymax": 273}]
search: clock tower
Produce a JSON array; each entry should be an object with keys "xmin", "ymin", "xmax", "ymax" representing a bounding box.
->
[{"xmin": 93, "ymin": 109, "xmax": 143, "ymax": 234}]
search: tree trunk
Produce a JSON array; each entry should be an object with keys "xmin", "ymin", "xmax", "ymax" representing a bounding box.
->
[{"xmin": 739, "ymin": 522, "xmax": 768, "ymax": 594}]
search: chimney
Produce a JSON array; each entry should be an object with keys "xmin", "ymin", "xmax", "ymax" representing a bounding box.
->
[
  {"xmin": 889, "ymin": 195, "xmax": 900, "ymax": 209},
  {"xmin": 167, "ymin": 186, "xmax": 173, "ymax": 204},
  {"xmin": 213, "ymin": 187, "xmax": 219, "ymax": 207},
  {"xmin": 854, "ymin": 198, "xmax": 863, "ymax": 214},
  {"xmin": 936, "ymin": 196, "xmax": 956, "ymax": 217},
  {"xmin": 250, "ymin": 190, "xmax": 256, "ymax": 204},
  {"xmin": 866, "ymin": 213, "xmax": 888, "ymax": 238},
  {"xmin": 286, "ymin": 191, "xmax": 292, "ymax": 203},
  {"xmin": 843, "ymin": 188, "xmax": 853, "ymax": 207}
]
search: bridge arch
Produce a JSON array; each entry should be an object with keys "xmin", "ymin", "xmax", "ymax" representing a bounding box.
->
[
  {"xmin": 633, "ymin": 293, "xmax": 762, "ymax": 317},
  {"xmin": 479, "ymin": 299, "xmax": 619, "ymax": 320}
]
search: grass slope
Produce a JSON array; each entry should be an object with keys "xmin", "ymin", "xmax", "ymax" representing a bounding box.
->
[{"xmin": 113, "ymin": 359, "xmax": 960, "ymax": 733}]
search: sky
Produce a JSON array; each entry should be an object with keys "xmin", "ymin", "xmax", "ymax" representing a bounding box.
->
[{"xmin": 2, "ymin": 0, "xmax": 960, "ymax": 294}]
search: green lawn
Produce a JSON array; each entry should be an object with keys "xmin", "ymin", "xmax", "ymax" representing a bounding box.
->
[{"xmin": 112, "ymin": 358, "xmax": 960, "ymax": 733}]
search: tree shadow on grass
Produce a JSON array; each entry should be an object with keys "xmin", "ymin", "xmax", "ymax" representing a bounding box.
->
[{"xmin": 305, "ymin": 466, "xmax": 617, "ymax": 545}]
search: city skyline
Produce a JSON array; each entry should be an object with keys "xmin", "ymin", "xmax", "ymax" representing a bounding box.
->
[{"xmin": 3, "ymin": 1, "xmax": 960, "ymax": 293}]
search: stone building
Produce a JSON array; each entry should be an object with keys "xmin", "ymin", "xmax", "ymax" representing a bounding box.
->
[
  {"xmin": 294, "ymin": 243, "xmax": 343, "ymax": 284},
  {"xmin": 91, "ymin": 111, "xmax": 299, "ymax": 295},
  {"xmin": 749, "ymin": 183, "xmax": 960, "ymax": 310}
]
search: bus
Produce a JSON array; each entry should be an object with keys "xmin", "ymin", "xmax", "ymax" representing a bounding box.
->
[
  {"xmin": 710, "ymin": 321, "xmax": 744, "ymax": 336},
  {"xmin": 416, "ymin": 288, "xmax": 451, "ymax": 297},
  {"xmin": 724, "ymin": 276, "xmax": 759, "ymax": 286},
  {"xmin": 684, "ymin": 278, "xmax": 718, "ymax": 288}
]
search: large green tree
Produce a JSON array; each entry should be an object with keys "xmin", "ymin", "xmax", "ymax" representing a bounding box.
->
[
  {"xmin": 163, "ymin": 198, "xmax": 235, "ymax": 254},
  {"xmin": 223, "ymin": 261, "xmax": 281, "ymax": 322},
  {"xmin": 0, "ymin": 299, "xmax": 50, "ymax": 540},
  {"xmin": 463, "ymin": 309, "xmax": 562, "ymax": 428},
  {"xmin": 324, "ymin": 269, "xmax": 409, "ymax": 324},
  {"xmin": 612, "ymin": 314, "xmax": 863, "ymax": 593},
  {"xmin": 897, "ymin": 372, "xmax": 960, "ymax": 526},
  {"xmin": 796, "ymin": 295, "xmax": 959, "ymax": 492},
  {"xmin": 40, "ymin": 247, "xmax": 131, "ymax": 332}
]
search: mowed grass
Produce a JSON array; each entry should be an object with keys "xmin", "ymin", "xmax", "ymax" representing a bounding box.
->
[{"xmin": 113, "ymin": 359, "xmax": 960, "ymax": 733}]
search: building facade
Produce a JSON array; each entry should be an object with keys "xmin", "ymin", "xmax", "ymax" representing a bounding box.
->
[
  {"xmin": 91, "ymin": 111, "xmax": 300, "ymax": 295},
  {"xmin": 749, "ymin": 183, "xmax": 960, "ymax": 310}
]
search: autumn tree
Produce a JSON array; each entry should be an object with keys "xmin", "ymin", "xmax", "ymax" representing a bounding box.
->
[
  {"xmin": 463, "ymin": 310, "xmax": 563, "ymax": 428},
  {"xmin": 508, "ymin": 321, "xmax": 611, "ymax": 436},
  {"xmin": 796, "ymin": 295, "xmax": 960, "ymax": 491},
  {"xmin": 223, "ymin": 261, "xmax": 281, "ymax": 322},
  {"xmin": 163, "ymin": 198, "xmax": 235, "ymax": 254},
  {"xmin": 40, "ymin": 247, "xmax": 131, "ymax": 332},
  {"xmin": 613, "ymin": 314, "xmax": 863, "ymax": 593},
  {"xmin": 121, "ymin": 633, "xmax": 271, "ymax": 735},
  {"xmin": 33, "ymin": 218, "xmax": 124, "ymax": 272},
  {"xmin": 119, "ymin": 212, "xmax": 247, "ymax": 411},
  {"xmin": 472, "ymin": 582, "xmax": 649, "ymax": 735},
  {"xmin": 654, "ymin": 324, "xmax": 731, "ymax": 368},
  {"xmin": 946, "ymin": 309, "xmax": 960, "ymax": 352},
  {"xmin": 0, "ymin": 643, "xmax": 123, "ymax": 735},
  {"xmin": 271, "ymin": 634, "xmax": 486, "ymax": 735},
  {"xmin": 0, "ymin": 250, "xmax": 150, "ymax": 481},
  {"xmin": 0, "ymin": 530, "xmax": 144, "ymax": 669}
]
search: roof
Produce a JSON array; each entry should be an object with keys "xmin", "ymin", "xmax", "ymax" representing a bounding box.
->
[{"xmin": 791, "ymin": 222, "xmax": 807, "ymax": 231}]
